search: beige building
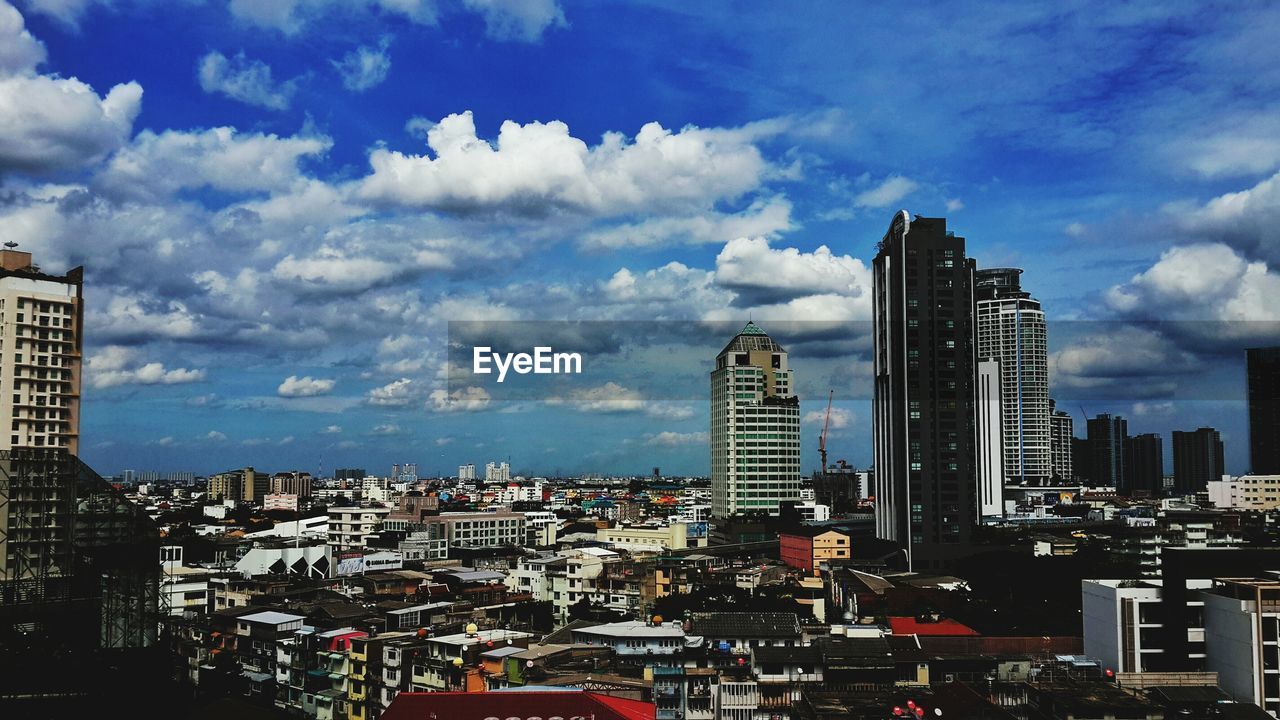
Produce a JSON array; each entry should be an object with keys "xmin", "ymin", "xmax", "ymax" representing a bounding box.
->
[
  {"xmin": 596, "ymin": 522, "xmax": 706, "ymax": 551},
  {"xmin": 208, "ymin": 466, "xmax": 268, "ymax": 504},
  {"xmin": 0, "ymin": 246, "xmax": 83, "ymax": 453},
  {"xmin": 1207, "ymin": 475, "xmax": 1280, "ymax": 511}
]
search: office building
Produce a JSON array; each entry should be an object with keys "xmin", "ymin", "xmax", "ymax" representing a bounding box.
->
[
  {"xmin": 1207, "ymin": 475, "xmax": 1280, "ymax": 510},
  {"xmin": 974, "ymin": 268, "xmax": 1050, "ymax": 484},
  {"xmin": 1172, "ymin": 427, "xmax": 1225, "ymax": 495},
  {"xmin": 1049, "ymin": 400, "xmax": 1074, "ymax": 481},
  {"xmin": 1249, "ymin": 347, "xmax": 1280, "ymax": 475},
  {"xmin": 1125, "ymin": 433, "xmax": 1163, "ymax": 495},
  {"xmin": 710, "ymin": 321, "xmax": 801, "ymax": 518},
  {"xmin": 975, "ymin": 359, "xmax": 1004, "ymax": 517},
  {"xmin": 0, "ymin": 246, "xmax": 83, "ymax": 453},
  {"xmin": 1086, "ymin": 414, "xmax": 1127, "ymax": 489},
  {"xmin": 872, "ymin": 212, "xmax": 978, "ymax": 570}
]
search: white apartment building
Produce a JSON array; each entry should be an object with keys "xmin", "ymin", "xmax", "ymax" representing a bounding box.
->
[
  {"xmin": 0, "ymin": 247, "xmax": 83, "ymax": 453},
  {"xmin": 974, "ymin": 268, "xmax": 1050, "ymax": 484},
  {"xmin": 1203, "ymin": 576, "xmax": 1280, "ymax": 716},
  {"xmin": 458, "ymin": 464, "xmax": 476, "ymax": 481},
  {"xmin": 327, "ymin": 506, "xmax": 390, "ymax": 550},
  {"xmin": 417, "ymin": 510, "xmax": 526, "ymax": 548},
  {"xmin": 485, "ymin": 461, "xmax": 511, "ymax": 483},
  {"xmin": 1083, "ymin": 578, "xmax": 1211, "ymax": 674}
]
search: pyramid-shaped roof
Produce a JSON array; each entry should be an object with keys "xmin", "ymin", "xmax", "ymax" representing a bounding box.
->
[{"xmin": 719, "ymin": 321, "xmax": 785, "ymax": 356}]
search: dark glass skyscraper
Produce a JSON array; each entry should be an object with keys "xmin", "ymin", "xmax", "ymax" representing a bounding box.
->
[
  {"xmin": 1248, "ymin": 347, "xmax": 1280, "ymax": 475},
  {"xmin": 1086, "ymin": 413, "xmax": 1128, "ymax": 489},
  {"xmin": 872, "ymin": 212, "xmax": 977, "ymax": 571},
  {"xmin": 1125, "ymin": 433, "xmax": 1163, "ymax": 496},
  {"xmin": 1172, "ymin": 427, "xmax": 1225, "ymax": 494}
]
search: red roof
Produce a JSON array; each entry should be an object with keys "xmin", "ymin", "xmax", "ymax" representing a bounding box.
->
[
  {"xmin": 382, "ymin": 691, "xmax": 655, "ymax": 720},
  {"xmin": 888, "ymin": 617, "xmax": 980, "ymax": 637}
]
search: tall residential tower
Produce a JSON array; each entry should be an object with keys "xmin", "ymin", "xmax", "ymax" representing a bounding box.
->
[
  {"xmin": 1248, "ymin": 347, "xmax": 1280, "ymax": 475},
  {"xmin": 974, "ymin": 268, "xmax": 1050, "ymax": 485},
  {"xmin": 710, "ymin": 322, "xmax": 801, "ymax": 518},
  {"xmin": 872, "ymin": 212, "xmax": 977, "ymax": 570}
]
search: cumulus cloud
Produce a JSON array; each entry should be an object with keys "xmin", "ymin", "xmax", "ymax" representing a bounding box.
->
[
  {"xmin": 198, "ymin": 51, "xmax": 297, "ymax": 110},
  {"xmin": 332, "ymin": 37, "xmax": 391, "ymax": 92},
  {"xmin": 0, "ymin": 5, "xmax": 141, "ymax": 175},
  {"xmin": 1107, "ymin": 243, "xmax": 1280, "ymax": 322},
  {"xmin": 95, "ymin": 127, "xmax": 331, "ymax": 200},
  {"xmin": 645, "ymin": 431, "xmax": 708, "ymax": 447},
  {"xmin": 368, "ymin": 378, "xmax": 418, "ymax": 406},
  {"xmin": 1176, "ymin": 170, "xmax": 1280, "ymax": 265},
  {"xmin": 1049, "ymin": 325, "xmax": 1202, "ymax": 399},
  {"xmin": 0, "ymin": 1, "xmax": 45, "ymax": 73},
  {"xmin": 204, "ymin": 430, "xmax": 228, "ymax": 441},
  {"xmin": 853, "ymin": 175, "xmax": 917, "ymax": 208},
  {"xmin": 357, "ymin": 111, "xmax": 773, "ymax": 216},
  {"xmin": 320, "ymin": 424, "xmax": 342, "ymax": 434},
  {"xmin": 715, "ymin": 236, "xmax": 872, "ymax": 307},
  {"xmin": 580, "ymin": 197, "xmax": 792, "ymax": 250},
  {"xmin": 277, "ymin": 375, "xmax": 336, "ymax": 397},
  {"xmin": 549, "ymin": 382, "xmax": 644, "ymax": 413},
  {"xmin": 86, "ymin": 346, "xmax": 206, "ymax": 389},
  {"xmin": 429, "ymin": 386, "xmax": 491, "ymax": 412},
  {"xmin": 804, "ymin": 406, "xmax": 853, "ymax": 430},
  {"xmin": 370, "ymin": 423, "xmax": 401, "ymax": 435}
]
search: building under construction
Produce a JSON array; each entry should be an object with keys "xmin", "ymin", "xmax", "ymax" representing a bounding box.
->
[{"xmin": 0, "ymin": 448, "xmax": 163, "ymax": 709}]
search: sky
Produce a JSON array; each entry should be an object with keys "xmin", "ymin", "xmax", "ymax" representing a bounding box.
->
[{"xmin": 1, "ymin": 0, "xmax": 1278, "ymax": 478}]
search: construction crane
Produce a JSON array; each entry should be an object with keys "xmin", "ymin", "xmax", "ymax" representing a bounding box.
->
[{"xmin": 819, "ymin": 389, "xmax": 834, "ymax": 472}]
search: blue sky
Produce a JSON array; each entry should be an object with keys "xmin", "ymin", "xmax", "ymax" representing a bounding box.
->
[{"xmin": 1, "ymin": 0, "xmax": 1278, "ymax": 477}]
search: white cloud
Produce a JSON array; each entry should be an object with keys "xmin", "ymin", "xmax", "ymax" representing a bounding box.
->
[
  {"xmin": 368, "ymin": 378, "xmax": 418, "ymax": 406},
  {"xmin": 88, "ymin": 292, "xmax": 203, "ymax": 344},
  {"xmin": 435, "ymin": 436, "xmax": 454, "ymax": 446},
  {"xmin": 461, "ymin": 0, "xmax": 566, "ymax": 41},
  {"xmin": 357, "ymin": 111, "xmax": 773, "ymax": 216},
  {"xmin": 1064, "ymin": 222, "xmax": 1087, "ymax": 237},
  {"xmin": 945, "ymin": 198, "xmax": 965, "ymax": 212},
  {"xmin": 803, "ymin": 407, "xmax": 853, "ymax": 429},
  {"xmin": 1176, "ymin": 169, "xmax": 1280, "ymax": 264},
  {"xmin": 86, "ymin": 346, "xmax": 206, "ymax": 389},
  {"xmin": 320, "ymin": 424, "xmax": 342, "ymax": 434},
  {"xmin": 0, "ymin": 65, "xmax": 141, "ymax": 173},
  {"xmin": 428, "ymin": 386, "xmax": 491, "ymax": 412},
  {"xmin": 645, "ymin": 430, "xmax": 708, "ymax": 447},
  {"xmin": 332, "ymin": 37, "xmax": 392, "ymax": 92},
  {"xmin": 580, "ymin": 197, "xmax": 792, "ymax": 250},
  {"xmin": 227, "ymin": 0, "xmax": 438, "ymax": 35},
  {"xmin": 95, "ymin": 127, "xmax": 331, "ymax": 200},
  {"xmin": 277, "ymin": 375, "xmax": 336, "ymax": 397},
  {"xmin": 1106, "ymin": 243, "xmax": 1280, "ymax": 323},
  {"xmin": 714, "ymin": 236, "xmax": 872, "ymax": 307},
  {"xmin": 204, "ymin": 430, "xmax": 228, "ymax": 441},
  {"xmin": 0, "ymin": 1, "xmax": 45, "ymax": 73},
  {"xmin": 549, "ymin": 382, "xmax": 644, "ymax": 413},
  {"xmin": 198, "ymin": 51, "xmax": 297, "ymax": 110},
  {"xmin": 371, "ymin": 423, "xmax": 400, "ymax": 435},
  {"xmin": 853, "ymin": 175, "xmax": 917, "ymax": 208}
]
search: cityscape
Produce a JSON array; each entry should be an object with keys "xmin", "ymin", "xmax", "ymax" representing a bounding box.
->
[{"xmin": 2, "ymin": 2, "xmax": 1280, "ymax": 720}]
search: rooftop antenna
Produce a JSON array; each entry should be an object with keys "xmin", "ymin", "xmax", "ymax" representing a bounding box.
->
[{"xmin": 3, "ymin": 241, "xmax": 17, "ymax": 249}]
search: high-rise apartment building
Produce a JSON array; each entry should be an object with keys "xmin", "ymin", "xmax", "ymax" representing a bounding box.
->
[
  {"xmin": 1248, "ymin": 347, "xmax": 1280, "ymax": 475},
  {"xmin": 1125, "ymin": 433, "xmax": 1164, "ymax": 495},
  {"xmin": 872, "ymin": 212, "xmax": 977, "ymax": 570},
  {"xmin": 485, "ymin": 461, "xmax": 511, "ymax": 483},
  {"xmin": 1086, "ymin": 413, "xmax": 1128, "ymax": 489},
  {"xmin": 1172, "ymin": 427, "xmax": 1225, "ymax": 494},
  {"xmin": 207, "ymin": 466, "xmax": 267, "ymax": 504},
  {"xmin": 269, "ymin": 470, "xmax": 313, "ymax": 499},
  {"xmin": 710, "ymin": 321, "xmax": 801, "ymax": 518},
  {"xmin": 0, "ymin": 246, "xmax": 83, "ymax": 453},
  {"xmin": 1049, "ymin": 400, "xmax": 1074, "ymax": 481},
  {"xmin": 974, "ymin": 268, "xmax": 1050, "ymax": 484},
  {"xmin": 458, "ymin": 463, "xmax": 476, "ymax": 481}
]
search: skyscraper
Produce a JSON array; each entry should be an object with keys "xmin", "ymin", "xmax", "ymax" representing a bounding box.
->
[
  {"xmin": 872, "ymin": 212, "xmax": 977, "ymax": 570},
  {"xmin": 974, "ymin": 268, "xmax": 1050, "ymax": 484},
  {"xmin": 975, "ymin": 359, "xmax": 1005, "ymax": 517},
  {"xmin": 710, "ymin": 321, "xmax": 801, "ymax": 518},
  {"xmin": 1086, "ymin": 413, "xmax": 1128, "ymax": 489},
  {"xmin": 1172, "ymin": 427, "xmax": 1225, "ymax": 494},
  {"xmin": 0, "ymin": 245, "xmax": 83, "ymax": 453},
  {"xmin": 1125, "ymin": 433, "xmax": 1163, "ymax": 496},
  {"xmin": 1248, "ymin": 347, "xmax": 1280, "ymax": 475},
  {"xmin": 1049, "ymin": 399, "xmax": 1074, "ymax": 481}
]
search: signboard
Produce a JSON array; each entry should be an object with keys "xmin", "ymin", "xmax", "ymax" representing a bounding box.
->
[
  {"xmin": 335, "ymin": 551, "xmax": 365, "ymax": 576},
  {"xmin": 685, "ymin": 522, "xmax": 708, "ymax": 538}
]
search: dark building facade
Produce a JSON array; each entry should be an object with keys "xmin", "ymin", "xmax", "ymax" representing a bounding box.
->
[
  {"xmin": 872, "ymin": 211, "xmax": 977, "ymax": 571},
  {"xmin": 1172, "ymin": 427, "xmax": 1225, "ymax": 494},
  {"xmin": 1248, "ymin": 347, "xmax": 1280, "ymax": 475},
  {"xmin": 1124, "ymin": 433, "xmax": 1163, "ymax": 496},
  {"xmin": 1086, "ymin": 414, "xmax": 1128, "ymax": 489}
]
